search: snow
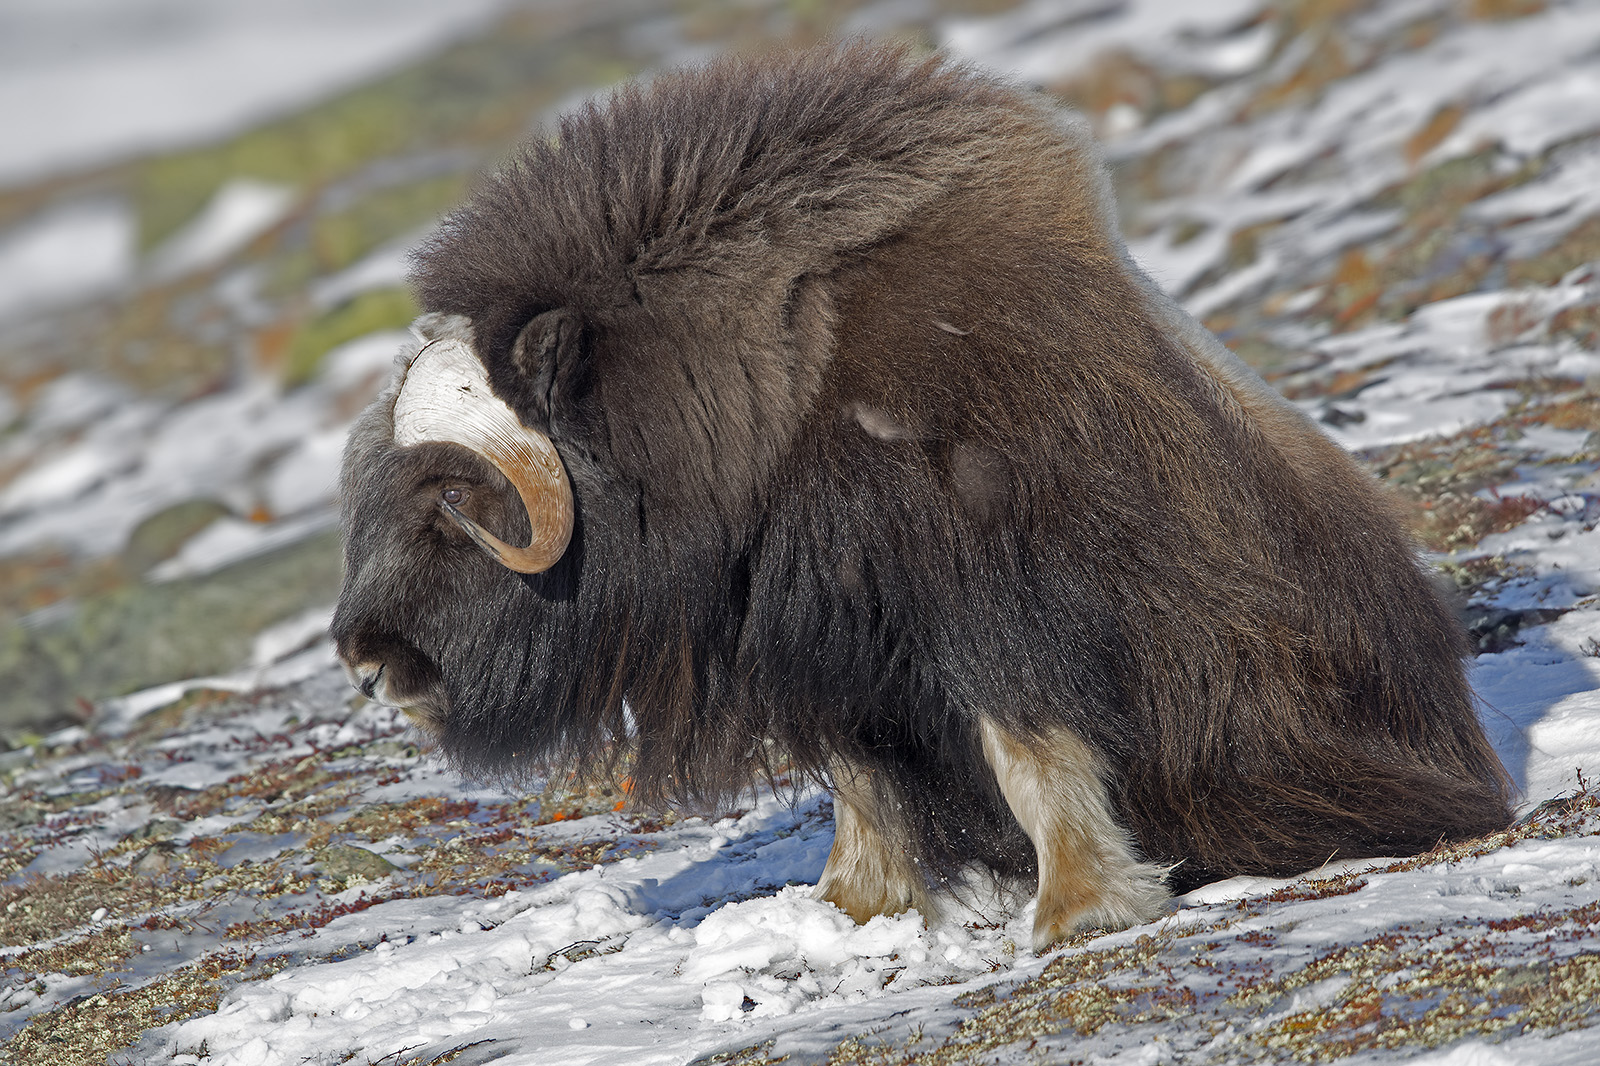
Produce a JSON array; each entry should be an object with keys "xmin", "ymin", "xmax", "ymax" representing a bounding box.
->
[
  {"xmin": 261, "ymin": 428, "xmax": 347, "ymax": 519},
  {"xmin": 311, "ymin": 233, "xmax": 431, "ymax": 311},
  {"xmin": 0, "ymin": 199, "xmax": 135, "ymax": 321},
  {"xmin": 125, "ymin": 763, "xmax": 1597, "ymax": 1066},
  {"xmin": 146, "ymin": 511, "xmax": 338, "ymax": 583},
  {"xmin": 0, "ymin": 371, "xmax": 368, "ymax": 561},
  {"xmin": 1471, "ymin": 144, "xmax": 1600, "ymax": 225},
  {"xmin": 1433, "ymin": 59, "xmax": 1600, "ymax": 163},
  {"xmin": 150, "ymin": 179, "xmax": 297, "ymax": 279},
  {"xmin": 16, "ymin": 371, "xmax": 133, "ymax": 436},
  {"xmin": 319, "ymin": 328, "xmax": 413, "ymax": 389},
  {"xmin": 0, "ymin": 323, "xmax": 398, "ymax": 570},
  {"xmin": 942, "ymin": 0, "xmax": 1270, "ymax": 86},
  {"xmin": 136, "ymin": 789, "xmax": 1017, "ymax": 1065},
  {"xmin": 0, "ymin": 432, "xmax": 141, "ymax": 514},
  {"xmin": 249, "ymin": 604, "xmax": 334, "ymax": 669},
  {"xmin": 1471, "ymin": 613, "xmax": 1600, "ymax": 802},
  {"xmin": 1099, "ymin": 1, "xmax": 1600, "ymax": 325},
  {"xmin": 1230, "ymin": 6, "xmax": 1600, "ymax": 191},
  {"xmin": 1295, "ymin": 274, "xmax": 1600, "ymax": 452},
  {"xmin": 0, "ymin": 0, "xmax": 515, "ymax": 186},
  {"xmin": 1127, "ymin": 223, "xmax": 1233, "ymax": 298},
  {"xmin": 1470, "ymin": 143, "xmax": 1600, "ymax": 259}
]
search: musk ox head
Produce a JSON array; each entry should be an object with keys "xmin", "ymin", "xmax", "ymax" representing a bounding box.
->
[{"xmin": 332, "ymin": 45, "xmax": 1513, "ymax": 950}]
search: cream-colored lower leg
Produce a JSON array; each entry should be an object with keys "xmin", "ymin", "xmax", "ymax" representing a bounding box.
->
[
  {"xmin": 979, "ymin": 718, "xmax": 1169, "ymax": 951},
  {"xmin": 813, "ymin": 763, "xmax": 933, "ymax": 925}
]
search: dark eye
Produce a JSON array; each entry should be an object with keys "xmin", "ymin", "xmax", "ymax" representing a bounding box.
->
[{"xmin": 441, "ymin": 488, "xmax": 466, "ymax": 506}]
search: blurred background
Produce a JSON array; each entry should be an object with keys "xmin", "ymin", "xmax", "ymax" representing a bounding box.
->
[{"xmin": 2, "ymin": 0, "xmax": 1598, "ymax": 747}]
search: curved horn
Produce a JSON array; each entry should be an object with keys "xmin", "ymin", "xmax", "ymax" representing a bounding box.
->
[{"xmin": 392, "ymin": 337, "xmax": 573, "ymax": 573}]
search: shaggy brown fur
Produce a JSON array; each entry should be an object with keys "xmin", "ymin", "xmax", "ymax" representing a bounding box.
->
[{"xmin": 333, "ymin": 44, "xmax": 1514, "ymax": 940}]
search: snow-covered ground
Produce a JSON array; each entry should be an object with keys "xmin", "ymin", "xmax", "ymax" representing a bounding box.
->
[
  {"xmin": 1, "ymin": 634, "xmax": 1595, "ymax": 1065},
  {"xmin": 0, "ymin": 330, "xmax": 397, "ymax": 564},
  {"xmin": 3, "ymin": 1, "xmax": 1600, "ymax": 1063},
  {"xmin": 0, "ymin": 0, "xmax": 515, "ymax": 186}
]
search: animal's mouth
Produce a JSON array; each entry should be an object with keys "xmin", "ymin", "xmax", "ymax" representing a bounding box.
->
[
  {"xmin": 345, "ymin": 660, "xmax": 390, "ymax": 703},
  {"xmin": 343, "ymin": 658, "xmax": 447, "ymax": 734},
  {"xmin": 355, "ymin": 663, "xmax": 384, "ymax": 700}
]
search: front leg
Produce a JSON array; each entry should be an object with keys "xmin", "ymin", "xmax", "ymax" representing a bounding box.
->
[
  {"xmin": 814, "ymin": 761, "xmax": 937, "ymax": 924},
  {"xmin": 979, "ymin": 717, "xmax": 1169, "ymax": 951}
]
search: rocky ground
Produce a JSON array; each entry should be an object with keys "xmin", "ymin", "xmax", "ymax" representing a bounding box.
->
[{"xmin": 2, "ymin": 1, "xmax": 1599, "ymax": 1063}]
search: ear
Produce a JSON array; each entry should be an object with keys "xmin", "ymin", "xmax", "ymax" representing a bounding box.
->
[{"xmin": 510, "ymin": 308, "xmax": 586, "ymax": 426}]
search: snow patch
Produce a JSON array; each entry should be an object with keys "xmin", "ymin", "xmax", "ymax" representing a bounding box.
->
[
  {"xmin": 0, "ymin": 199, "xmax": 134, "ymax": 321},
  {"xmin": 150, "ymin": 179, "xmax": 296, "ymax": 278},
  {"xmin": 147, "ymin": 510, "xmax": 337, "ymax": 583},
  {"xmin": 0, "ymin": 0, "xmax": 514, "ymax": 185}
]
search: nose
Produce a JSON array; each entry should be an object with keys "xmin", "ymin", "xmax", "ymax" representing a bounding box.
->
[{"xmin": 346, "ymin": 662, "xmax": 384, "ymax": 700}]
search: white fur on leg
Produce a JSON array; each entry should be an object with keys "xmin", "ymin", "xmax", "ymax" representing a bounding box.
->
[
  {"xmin": 813, "ymin": 763, "xmax": 934, "ymax": 925},
  {"xmin": 979, "ymin": 718, "xmax": 1169, "ymax": 951}
]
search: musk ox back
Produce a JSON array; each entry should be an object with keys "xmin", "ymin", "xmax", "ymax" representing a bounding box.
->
[{"xmin": 332, "ymin": 44, "xmax": 1514, "ymax": 950}]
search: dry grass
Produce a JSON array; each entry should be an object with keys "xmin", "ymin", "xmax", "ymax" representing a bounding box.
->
[{"xmin": 0, "ymin": 683, "xmax": 659, "ymax": 1065}]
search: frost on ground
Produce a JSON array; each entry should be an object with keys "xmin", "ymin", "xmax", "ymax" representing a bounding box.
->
[
  {"xmin": 4, "ymin": 0, "xmax": 1600, "ymax": 1063},
  {"xmin": 0, "ymin": 660, "xmax": 1597, "ymax": 1066}
]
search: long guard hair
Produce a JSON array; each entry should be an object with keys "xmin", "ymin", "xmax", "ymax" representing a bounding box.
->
[{"xmin": 334, "ymin": 44, "xmax": 1514, "ymax": 923}]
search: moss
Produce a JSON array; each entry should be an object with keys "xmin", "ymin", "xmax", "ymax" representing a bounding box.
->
[
  {"xmin": 307, "ymin": 173, "xmax": 469, "ymax": 277},
  {"xmin": 3, "ymin": 951, "xmax": 285, "ymax": 1066},
  {"xmin": 282, "ymin": 288, "xmax": 419, "ymax": 387},
  {"xmin": 119, "ymin": 499, "xmax": 233, "ymax": 576},
  {"xmin": 815, "ymin": 937, "xmax": 1186, "ymax": 1066},
  {"xmin": 690, "ymin": 1041, "xmax": 789, "ymax": 1066},
  {"xmin": 0, "ymin": 530, "xmax": 342, "ymax": 742},
  {"xmin": 0, "ymin": 274, "xmax": 234, "ymax": 402},
  {"xmin": 1299, "ymin": 150, "xmax": 1542, "ymax": 326},
  {"xmin": 312, "ymin": 844, "xmax": 400, "ymax": 890},
  {"xmin": 258, "ymin": 169, "xmax": 469, "ymax": 307},
  {"xmin": 130, "ymin": 13, "xmax": 639, "ymax": 253},
  {"xmin": 8, "ymin": 927, "xmax": 138, "ymax": 979},
  {"xmin": 1, "ymin": 680, "xmax": 676, "ymax": 1064},
  {"xmin": 1352, "ymin": 386, "xmax": 1600, "ymax": 554},
  {"xmin": 96, "ymin": 282, "xmax": 236, "ymax": 398},
  {"xmin": 1244, "ymin": 928, "xmax": 1600, "ymax": 1060}
]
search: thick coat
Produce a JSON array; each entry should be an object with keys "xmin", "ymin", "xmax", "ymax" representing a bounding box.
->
[{"xmin": 333, "ymin": 44, "xmax": 1514, "ymax": 947}]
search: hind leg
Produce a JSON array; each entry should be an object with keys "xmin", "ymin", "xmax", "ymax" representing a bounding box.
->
[
  {"xmin": 814, "ymin": 761, "xmax": 938, "ymax": 924},
  {"xmin": 979, "ymin": 718, "xmax": 1168, "ymax": 951}
]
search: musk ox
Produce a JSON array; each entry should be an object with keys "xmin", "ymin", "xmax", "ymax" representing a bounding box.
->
[{"xmin": 332, "ymin": 44, "xmax": 1514, "ymax": 950}]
